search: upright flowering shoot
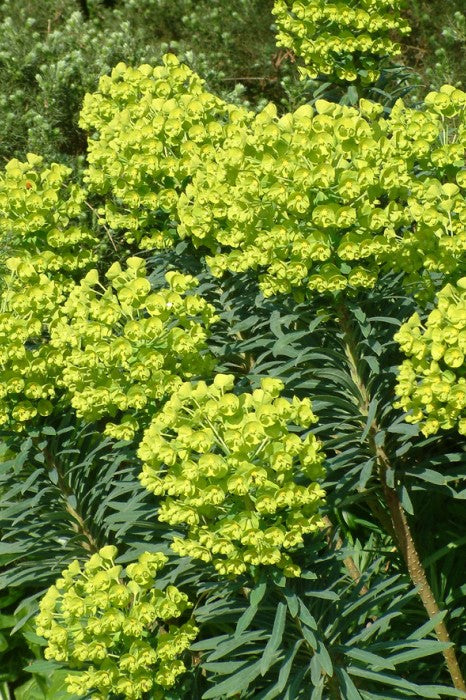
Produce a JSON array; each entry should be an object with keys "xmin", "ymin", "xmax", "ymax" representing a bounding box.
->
[
  {"xmin": 0, "ymin": 256, "xmax": 217, "ymax": 433},
  {"xmin": 36, "ymin": 546, "xmax": 198, "ymax": 700},
  {"xmin": 0, "ymin": 153, "xmax": 98, "ymax": 429},
  {"xmin": 138, "ymin": 375, "xmax": 326, "ymax": 577},
  {"xmin": 394, "ymin": 279, "xmax": 466, "ymax": 436},
  {"xmin": 80, "ymin": 54, "xmax": 252, "ymax": 250},
  {"xmin": 272, "ymin": 0, "xmax": 411, "ymax": 83},
  {"xmin": 0, "ymin": 153, "xmax": 97, "ymax": 289},
  {"xmin": 178, "ymin": 87, "xmax": 466, "ymax": 299},
  {"xmin": 52, "ymin": 258, "xmax": 218, "ymax": 438}
]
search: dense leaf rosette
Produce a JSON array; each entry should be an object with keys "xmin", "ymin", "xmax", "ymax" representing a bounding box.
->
[
  {"xmin": 138, "ymin": 375, "xmax": 326, "ymax": 577},
  {"xmin": 394, "ymin": 279, "xmax": 466, "ymax": 436},
  {"xmin": 272, "ymin": 0, "xmax": 411, "ymax": 83},
  {"xmin": 36, "ymin": 546, "xmax": 198, "ymax": 699}
]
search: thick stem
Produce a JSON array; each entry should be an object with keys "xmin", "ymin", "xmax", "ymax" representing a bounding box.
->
[
  {"xmin": 335, "ymin": 298, "xmax": 466, "ymax": 694},
  {"xmin": 377, "ymin": 445, "xmax": 466, "ymax": 694}
]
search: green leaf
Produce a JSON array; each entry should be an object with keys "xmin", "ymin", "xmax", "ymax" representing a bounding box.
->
[
  {"xmin": 399, "ymin": 485, "xmax": 414, "ymax": 515},
  {"xmin": 284, "ymin": 590, "xmax": 299, "ymax": 618},
  {"xmin": 0, "ymin": 614, "xmax": 17, "ymax": 630},
  {"xmin": 260, "ymin": 602, "xmax": 287, "ymax": 675},
  {"xmin": 283, "ymin": 667, "xmax": 306, "ymax": 699},
  {"xmin": 15, "ymin": 670, "xmax": 75, "ymax": 700},
  {"xmin": 201, "ymin": 660, "xmax": 247, "ymax": 673},
  {"xmin": 255, "ymin": 640, "xmax": 302, "ymax": 700},
  {"xmin": 205, "ymin": 631, "xmax": 269, "ymax": 662},
  {"xmin": 358, "ymin": 458, "xmax": 374, "ymax": 490},
  {"xmin": 298, "ymin": 599, "xmax": 318, "ymax": 630},
  {"xmin": 202, "ymin": 659, "xmax": 263, "ymax": 699},
  {"xmin": 315, "ymin": 638, "xmax": 333, "ymax": 676},
  {"xmin": 335, "ymin": 667, "xmax": 364, "ymax": 700},
  {"xmin": 406, "ymin": 611, "xmax": 447, "ymax": 641},
  {"xmin": 24, "ymin": 660, "xmax": 62, "ymax": 675},
  {"xmin": 235, "ymin": 581, "xmax": 267, "ymax": 636},
  {"xmin": 301, "ymin": 624, "xmax": 318, "ymax": 648},
  {"xmin": 344, "ymin": 647, "xmax": 395, "ymax": 670},
  {"xmin": 361, "ymin": 398, "xmax": 378, "ymax": 441},
  {"xmin": 305, "ymin": 589, "xmax": 339, "ymax": 602},
  {"xmin": 347, "ymin": 666, "xmax": 443, "ymax": 696},
  {"xmin": 310, "ymin": 678, "xmax": 324, "ymax": 700},
  {"xmin": 388, "ymin": 641, "xmax": 451, "ymax": 666}
]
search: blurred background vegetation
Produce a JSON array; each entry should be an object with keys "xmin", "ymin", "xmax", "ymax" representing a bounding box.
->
[{"xmin": 0, "ymin": 0, "xmax": 464, "ymax": 166}]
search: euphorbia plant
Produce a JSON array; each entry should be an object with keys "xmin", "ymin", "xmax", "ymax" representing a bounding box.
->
[{"xmin": 1, "ymin": 1, "xmax": 465, "ymax": 698}]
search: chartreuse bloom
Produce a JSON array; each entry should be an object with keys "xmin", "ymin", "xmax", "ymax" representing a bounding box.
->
[
  {"xmin": 394, "ymin": 279, "xmax": 466, "ymax": 436},
  {"xmin": 52, "ymin": 258, "xmax": 217, "ymax": 438},
  {"xmin": 0, "ymin": 269, "xmax": 64, "ymax": 428},
  {"xmin": 0, "ymin": 257, "xmax": 217, "ymax": 433},
  {"xmin": 177, "ymin": 86, "xmax": 466, "ymax": 299},
  {"xmin": 272, "ymin": 0, "xmax": 411, "ymax": 83},
  {"xmin": 36, "ymin": 546, "xmax": 198, "ymax": 700},
  {"xmin": 80, "ymin": 54, "xmax": 252, "ymax": 250},
  {"xmin": 0, "ymin": 153, "xmax": 100, "ymax": 430},
  {"xmin": 138, "ymin": 375, "xmax": 326, "ymax": 578},
  {"xmin": 79, "ymin": 55, "xmax": 465, "ymax": 299},
  {"xmin": 0, "ymin": 153, "xmax": 97, "ymax": 289}
]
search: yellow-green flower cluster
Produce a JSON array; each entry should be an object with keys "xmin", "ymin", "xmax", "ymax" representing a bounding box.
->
[
  {"xmin": 0, "ymin": 153, "xmax": 97, "ymax": 290},
  {"xmin": 138, "ymin": 375, "xmax": 326, "ymax": 578},
  {"xmin": 0, "ymin": 257, "xmax": 216, "ymax": 433},
  {"xmin": 272, "ymin": 0, "xmax": 411, "ymax": 83},
  {"xmin": 80, "ymin": 54, "xmax": 251, "ymax": 250},
  {"xmin": 0, "ymin": 265, "xmax": 67, "ymax": 428},
  {"xmin": 78, "ymin": 56, "xmax": 465, "ymax": 299},
  {"xmin": 53, "ymin": 258, "xmax": 217, "ymax": 438},
  {"xmin": 176, "ymin": 87, "xmax": 466, "ymax": 298},
  {"xmin": 36, "ymin": 546, "xmax": 198, "ymax": 700},
  {"xmin": 394, "ymin": 280, "xmax": 466, "ymax": 436},
  {"xmin": 0, "ymin": 154, "xmax": 103, "ymax": 429}
]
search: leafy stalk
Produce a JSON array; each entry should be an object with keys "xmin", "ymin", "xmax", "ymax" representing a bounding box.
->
[
  {"xmin": 42, "ymin": 444, "xmax": 99, "ymax": 554},
  {"xmin": 335, "ymin": 296, "xmax": 466, "ymax": 694}
]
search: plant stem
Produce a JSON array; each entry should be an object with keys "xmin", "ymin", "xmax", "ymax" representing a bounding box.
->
[
  {"xmin": 376, "ymin": 441, "xmax": 466, "ymax": 694},
  {"xmin": 322, "ymin": 515, "xmax": 369, "ymax": 595},
  {"xmin": 43, "ymin": 445, "xmax": 99, "ymax": 553},
  {"xmin": 335, "ymin": 297, "xmax": 466, "ymax": 694}
]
